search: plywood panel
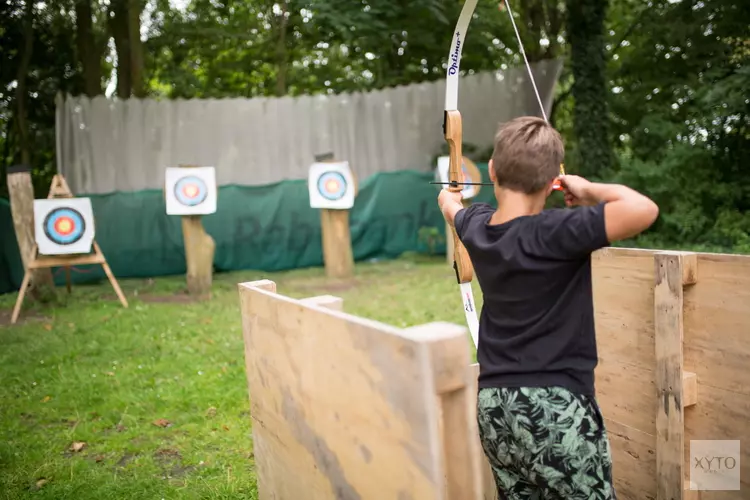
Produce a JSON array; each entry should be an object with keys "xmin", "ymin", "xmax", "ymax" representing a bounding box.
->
[
  {"xmin": 592, "ymin": 248, "xmax": 658, "ymax": 439},
  {"xmin": 239, "ymin": 281, "xmax": 452, "ymax": 500},
  {"xmin": 593, "ymin": 248, "xmax": 655, "ymax": 372},
  {"xmin": 605, "ymin": 418, "xmax": 657, "ymax": 500},
  {"xmin": 684, "ymin": 254, "xmax": 750, "ymax": 396},
  {"xmin": 596, "ymin": 358, "xmax": 656, "ymax": 433},
  {"xmin": 682, "ymin": 254, "xmax": 750, "ymax": 499}
]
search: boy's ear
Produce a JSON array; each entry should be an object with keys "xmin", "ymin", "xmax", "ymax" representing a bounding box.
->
[{"xmin": 488, "ymin": 160, "xmax": 496, "ymax": 183}]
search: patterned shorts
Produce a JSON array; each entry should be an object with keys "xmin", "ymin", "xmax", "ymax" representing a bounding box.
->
[{"xmin": 477, "ymin": 386, "xmax": 616, "ymax": 500}]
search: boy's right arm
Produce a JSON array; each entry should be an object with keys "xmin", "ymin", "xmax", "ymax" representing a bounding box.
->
[{"xmin": 560, "ymin": 175, "xmax": 659, "ymax": 243}]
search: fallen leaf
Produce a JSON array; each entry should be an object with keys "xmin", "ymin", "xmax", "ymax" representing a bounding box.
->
[
  {"xmin": 34, "ymin": 478, "xmax": 48, "ymax": 490},
  {"xmin": 221, "ymin": 366, "xmax": 227, "ymax": 374},
  {"xmin": 206, "ymin": 407, "xmax": 217, "ymax": 417},
  {"xmin": 41, "ymin": 396, "xmax": 51, "ymax": 403},
  {"xmin": 43, "ymin": 324, "xmax": 52, "ymax": 331},
  {"xmin": 204, "ymin": 338, "xmax": 215, "ymax": 345},
  {"xmin": 105, "ymin": 372, "xmax": 115, "ymax": 376},
  {"xmin": 95, "ymin": 455, "xmax": 105, "ymax": 462},
  {"xmin": 67, "ymin": 323, "xmax": 75, "ymax": 328},
  {"xmin": 69, "ymin": 441, "xmax": 86, "ymax": 452},
  {"xmin": 200, "ymin": 318, "xmax": 212, "ymax": 324},
  {"xmin": 152, "ymin": 418, "xmax": 172, "ymax": 428},
  {"xmin": 116, "ymin": 424, "xmax": 127, "ymax": 432},
  {"xmin": 222, "ymin": 425, "xmax": 229, "ymax": 431}
]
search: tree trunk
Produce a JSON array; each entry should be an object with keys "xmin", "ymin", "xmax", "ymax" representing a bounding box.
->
[
  {"xmin": 109, "ymin": 0, "xmax": 131, "ymax": 98},
  {"xmin": 15, "ymin": 0, "xmax": 34, "ymax": 166},
  {"xmin": 127, "ymin": 0, "xmax": 145, "ymax": 97},
  {"xmin": 75, "ymin": 0, "xmax": 103, "ymax": 97},
  {"xmin": 274, "ymin": 0, "xmax": 289, "ymax": 97},
  {"xmin": 565, "ymin": 0, "xmax": 615, "ymax": 176}
]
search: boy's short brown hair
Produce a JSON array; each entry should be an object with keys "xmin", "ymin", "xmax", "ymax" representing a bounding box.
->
[{"xmin": 491, "ymin": 116, "xmax": 564, "ymax": 194}]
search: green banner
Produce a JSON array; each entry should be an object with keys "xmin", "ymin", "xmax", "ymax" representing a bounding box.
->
[{"xmin": 0, "ymin": 166, "xmax": 499, "ymax": 294}]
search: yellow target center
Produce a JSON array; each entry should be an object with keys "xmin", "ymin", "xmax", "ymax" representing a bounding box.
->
[
  {"xmin": 183, "ymin": 184, "xmax": 199, "ymax": 198},
  {"xmin": 55, "ymin": 217, "xmax": 74, "ymax": 235},
  {"xmin": 325, "ymin": 179, "xmax": 339, "ymax": 192}
]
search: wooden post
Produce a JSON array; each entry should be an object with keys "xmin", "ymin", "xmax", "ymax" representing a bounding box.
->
[
  {"xmin": 6, "ymin": 165, "xmax": 56, "ymax": 300},
  {"xmin": 317, "ymin": 155, "xmax": 355, "ymax": 280},
  {"xmin": 654, "ymin": 251, "xmax": 698, "ymax": 500},
  {"xmin": 182, "ymin": 215, "xmax": 215, "ymax": 297},
  {"xmin": 177, "ymin": 164, "xmax": 215, "ymax": 298}
]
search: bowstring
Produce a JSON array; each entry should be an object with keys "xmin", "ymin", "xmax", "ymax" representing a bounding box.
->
[
  {"xmin": 502, "ymin": 0, "xmax": 548, "ymax": 123},
  {"xmin": 502, "ymin": 0, "xmax": 566, "ymax": 176}
]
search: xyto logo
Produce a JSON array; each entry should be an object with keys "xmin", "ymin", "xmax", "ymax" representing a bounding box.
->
[{"xmin": 694, "ymin": 456, "xmax": 737, "ymax": 474}]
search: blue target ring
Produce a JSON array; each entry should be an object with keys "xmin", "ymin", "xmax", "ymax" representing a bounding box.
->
[
  {"xmin": 174, "ymin": 176, "xmax": 208, "ymax": 206},
  {"xmin": 43, "ymin": 207, "xmax": 86, "ymax": 245},
  {"xmin": 317, "ymin": 171, "xmax": 347, "ymax": 201}
]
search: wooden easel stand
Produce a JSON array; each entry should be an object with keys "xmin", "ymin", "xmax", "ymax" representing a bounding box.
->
[{"xmin": 10, "ymin": 175, "xmax": 129, "ymax": 324}]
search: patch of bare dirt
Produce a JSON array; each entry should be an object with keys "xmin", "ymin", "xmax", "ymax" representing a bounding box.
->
[
  {"xmin": 0, "ymin": 309, "xmax": 50, "ymax": 327},
  {"xmin": 154, "ymin": 447, "xmax": 197, "ymax": 478}
]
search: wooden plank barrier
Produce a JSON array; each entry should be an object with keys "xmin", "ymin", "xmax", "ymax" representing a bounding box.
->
[
  {"xmin": 238, "ymin": 280, "xmax": 484, "ymax": 500},
  {"xmin": 238, "ymin": 247, "xmax": 750, "ymax": 499},
  {"xmin": 593, "ymin": 248, "xmax": 750, "ymax": 500}
]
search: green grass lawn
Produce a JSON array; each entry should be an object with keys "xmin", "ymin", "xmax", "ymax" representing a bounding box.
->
[{"xmin": 0, "ymin": 254, "xmax": 480, "ymax": 499}]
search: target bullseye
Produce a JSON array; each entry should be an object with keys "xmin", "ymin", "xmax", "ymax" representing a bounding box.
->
[
  {"xmin": 43, "ymin": 207, "xmax": 86, "ymax": 245},
  {"xmin": 174, "ymin": 176, "xmax": 208, "ymax": 206},
  {"xmin": 317, "ymin": 171, "xmax": 348, "ymax": 201}
]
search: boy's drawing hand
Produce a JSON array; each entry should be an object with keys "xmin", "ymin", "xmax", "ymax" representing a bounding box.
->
[{"xmin": 559, "ymin": 175, "xmax": 597, "ymax": 207}]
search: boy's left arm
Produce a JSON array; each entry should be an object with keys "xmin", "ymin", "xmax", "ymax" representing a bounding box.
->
[{"xmin": 437, "ymin": 189, "xmax": 464, "ymax": 227}]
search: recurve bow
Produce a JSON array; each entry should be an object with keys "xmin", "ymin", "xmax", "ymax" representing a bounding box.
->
[{"xmin": 444, "ymin": 0, "xmax": 480, "ymax": 348}]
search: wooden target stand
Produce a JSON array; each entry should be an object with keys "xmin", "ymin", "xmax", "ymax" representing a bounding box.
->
[
  {"xmin": 10, "ymin": 175, "xmax": 128, "ymax": 324},
  {"xmin": 165, "ymin": 164, "xmax": 216, "ymax": 299},
  {"xmin": 443, "ymin": 156, "xmax": 483, "ymax": 263},
  {"xmin": 315, "ymin": 153, "xmax": 357, "ymax": 280}
]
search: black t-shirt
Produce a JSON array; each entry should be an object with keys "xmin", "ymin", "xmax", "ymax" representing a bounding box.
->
[{"xmin": 454, "ymin": 202, "xmax": 610, "ymax": 396}]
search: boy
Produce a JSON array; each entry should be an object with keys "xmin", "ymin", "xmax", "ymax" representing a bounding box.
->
[{"xmin": 438, "ymin": 116, "xmax": 658, "ymax": 499}]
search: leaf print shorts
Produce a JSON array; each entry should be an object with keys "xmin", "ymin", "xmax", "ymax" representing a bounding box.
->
[{"xmin": 477, "ymin": 386, "xmax": 616, "ymax": 500}]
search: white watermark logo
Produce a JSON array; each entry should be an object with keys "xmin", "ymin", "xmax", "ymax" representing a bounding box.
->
[{"xmin": 689, "ymin": 440, "xmax": 740, "ymax": 491}]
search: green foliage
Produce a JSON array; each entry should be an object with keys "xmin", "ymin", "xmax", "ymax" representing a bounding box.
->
[
  {"xmin": 606, "ymin": 0, "xmax": 750, "ymax": 252},
  {"xmin": 0, "ymin": 0, "xmax": 747, "ymax": 253}
]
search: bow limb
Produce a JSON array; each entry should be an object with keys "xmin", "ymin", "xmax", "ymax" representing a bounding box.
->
[{"xmin": 444, "ymin": 0, "xmax": 480, "ymax": 348}]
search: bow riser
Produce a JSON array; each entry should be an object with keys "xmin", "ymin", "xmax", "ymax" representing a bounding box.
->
[{"xmin": 444, "ymin": 110, "xmax": 474, "ymax": 285}]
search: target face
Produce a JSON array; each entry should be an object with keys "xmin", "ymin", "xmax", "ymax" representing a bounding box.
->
[
  {"xmin": 165, "ymin": 166, "xmax": 217, "ymax": 215},
  {"xmin": 308, "ymin": 161, "xmax": 356, "ymax": 209},
  {"xmin": 174, "ymin": 176, "xmax": 209, "ymax": 206},
  {"xmin": 43, "ymin": 207, "xmax": 86, "ymax": 245},
  {"xmin": 34, "ymin": 197, "xmax": 95, "ymax": 256},
  {"xmin": 317, "ymin": 172, "xmax": 348, "ymax": 201}
]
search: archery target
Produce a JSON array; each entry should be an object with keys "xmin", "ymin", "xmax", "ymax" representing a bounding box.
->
[
  {"xmin": 34, "ymin": 197, "xmax": 95, "ymax": 255},
  {"xmin": 165, "ymin": 166, "xmax": 217, "ymax": 215},
  {"xmin": 436, "ymin": 156, "xmax": 483, "ymax": 199},
  {"xmin": 308, "ymin": 161, "xmax": 356, "ymax": 209}
]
